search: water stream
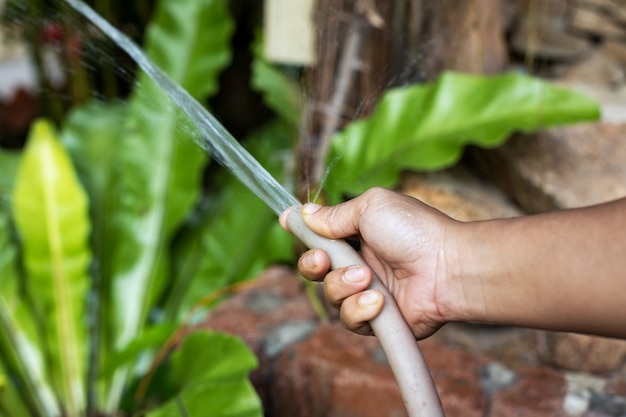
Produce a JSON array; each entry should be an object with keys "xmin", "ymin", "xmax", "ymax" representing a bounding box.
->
[{"xmin": 63, "ymin": 0, "xmax": 299, "ymax": 216}]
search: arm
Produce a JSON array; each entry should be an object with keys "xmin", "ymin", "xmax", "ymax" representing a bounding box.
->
[
  {"xmin": 451, "ymin": 198, "xmax": 626, "ymax": 337},
  {"xmin": 283, "ymin": 188, "xmax": 626, "ymax": 339}
]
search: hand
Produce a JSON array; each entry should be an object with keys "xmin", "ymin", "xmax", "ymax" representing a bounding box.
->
[{"xmin": 280, "ymin": 188, "xmax": 464, "ymax": 339}]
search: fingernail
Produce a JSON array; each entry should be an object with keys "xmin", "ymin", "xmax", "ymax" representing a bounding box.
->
[
  {"xmin": 358, "ymin": 290, "xmax": 381, "ymax": 306},
  {"xmin": 302, "ymin": 203, "xmax": 322, "ymax": 215},
  {"xmin": 303, "ymin": 249, "xmax": 324, "ymax": 270},
  {"xmin": 343, "ymin": 266, "xmax": 365, "ymax": 284}
]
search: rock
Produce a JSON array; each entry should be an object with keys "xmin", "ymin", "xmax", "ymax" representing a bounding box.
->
[
  {"xmin": 270, "ymin": 322, "xmax": 410, "ymax": 417},
  {"xmin": 589, "ymin": 392, "xmax": 626, "ymax": 415},
  {"xmin": 602, "ymin": 40, "xmax": 626, "ymax": 67},
  {"xmin": 575, "ymin": 0, "xmax": 626, "ymax": 26},
  {"xmin": 542, "ymin": 332, "xmax": 626, "ymax": 373},
  {"xmin": 481, "ymin": 362, "xmax": 518, "ymax": 395},
  {"xmin": 421, "ymin": 339, "xmax": 490, "ymax": 417},
  {"xmin": 569, "ymin": 6, "xmax": 626, "ymax": 39},
  {"xmin": 399, "ymin": 166, "xmax": 522, "ymax": 222},
  {"xmin": 562, "ymin": 372, "xmax": 607, "ymax": 416},
  {"xmin": 557, "ymin": 48, "xmax": 625, "ymax": 87},
  {"xmin": 510, "ymin": 16, "xmax": 593, "ymax": 61},
  {"xmin": 489, "ymin": 366, "xmax": 570, "ymax": 416},
  {"xmin": 263, "ymin": 320, "xmax": 316, "ymax": 358},
  {"xmin": 468, "ymin": 122, "xmax": 626, "ymax": 213}
]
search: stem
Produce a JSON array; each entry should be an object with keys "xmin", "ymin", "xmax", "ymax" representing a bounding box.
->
[{"xmin": 286, "ymin": 208, "xmax": 444, "ymax": 417}]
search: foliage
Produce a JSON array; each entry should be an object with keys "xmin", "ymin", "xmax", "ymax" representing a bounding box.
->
[
  {"xmin": 0, "ymin": 0, "xmax": 284, "ymax": 416},
  {"xmin": 146, "ymin": 331, "xmax": 261, "ymax": 417},
  {"xmin": 323, "ymin": 71, "xmax": 601, "ymax": 203},
  {"xmin": 12, "ymin": 120, "xmax": 91, "ymax": 415}
]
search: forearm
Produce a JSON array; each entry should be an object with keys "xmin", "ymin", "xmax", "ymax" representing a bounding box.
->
[{"xmin": 449, "ymin": 198, "xmax": 626, "ymax": 338}]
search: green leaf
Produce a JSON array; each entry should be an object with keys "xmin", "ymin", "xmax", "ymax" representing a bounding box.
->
[
  {"xmin": 103, "ymin": 0, "xmax": 234, "ymax": 409},
  {"xmin": 62, "ymin": 100, "xmax": 126, "ymax": 226},
  {"xmin": 0, "ymin": 206, "xmax": 59, "ymax": 417},
  {"xmin": 0, "ymin": 149, "xmax": 21, "ymax": 206},
  {"xmin": 98, "ymin": 323, "xmax": 176, "ymax": 380},
  {"xmin": 0, "ymin": 361, "xmax": 31, "ymax": 417},
  {"xmin": 324, "ymin": 71, "xmax": 601, "ymax": 202},
  {"xmin": 164, "ymin": 122, "xmax": 295, "ymax": 319},
  {"xmin": 11, "ymin": 120, "xmax": 91, "ymax": 416},
  {"xmin": 146, "ymin": 331, "xmax": 262, "ymax": 417},
  {"xmin": 61, "ymin": 101, "xmax": 127, "ymax": 402},
  {"xmin": 251, "ymin": 38, "xmax": 303, "ymax": 128}
]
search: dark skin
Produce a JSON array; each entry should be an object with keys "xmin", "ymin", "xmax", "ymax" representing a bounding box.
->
[{"xmin": 280, "ymin": 187, "xmax": 626, "ymax": 340}]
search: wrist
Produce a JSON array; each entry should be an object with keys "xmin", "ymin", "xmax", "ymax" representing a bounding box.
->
[{"xmin": 439, "ymin": 219, "xmax": 496, "ymax": 325}]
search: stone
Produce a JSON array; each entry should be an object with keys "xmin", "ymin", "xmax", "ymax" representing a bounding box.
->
[
  {"xmin": 481, "ymin": 362, "xmax": 518, "ymax": 395},
  {"xmin": 589, "ymin": 392, "xmax": 626, "ymax": 415},
  {"xmin": 562, "ymin": 372, "xmax": 607, "ymax": 416},
  {"xmin": 510, "ymin": 16, "xmax": 593, "ymax": 61},
  {"xmin": 399, "ymin": 166, "xmax": 522, "ymax": 222},
  {"xmin": 489, "ymin": 366, "xmax": 569, "ymax": 416},
  {"xmin": 468, "ymin": 122, "xmax": 626, "ymax": 213},
  {"xmin": 433, "ymin": 323, "xmax": 544, "ymax": 369},
  {"xmin": 270, "ymin": 322, "xmax": 410, "ymax": 417},
  {"xmin": 569, "ymin": 6, "xmax": 626, "ymax": 39},
  {"xmin": 557, "ymin": 49, "xmax": 625, "ymax": 87},
  {"xmin": 263, "ymin": 320, "xmax": 316, "ymax": 358},
  {"xmin": 542, "ymin": 332, "xmax": 626, "ymax": 373},
  {"xmin": 602, "ymin": 40, "xmax": 626, "ymax": 67},
  {"xmin": 417, "ymin": 339, "xmax": 490, "ymax": 417},
  {"xmin": 575, "ymin": 0, "xmax": 626, "ymax": 28}
]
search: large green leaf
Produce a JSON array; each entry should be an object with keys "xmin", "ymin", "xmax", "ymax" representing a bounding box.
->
[
  {"xmin": 164, "ymin": 122, "xmax": 295, "ymax": 320},
  {"xmin": 146, "ymin": 331, "xmax": 262, "ymax": 417},
  {"xmin": 11, "ymin": 120, "xmax": 91, "ymax": 417},
  {"xmin": 324, "ymin": 71, "xmax": 601, "ymax": 202},
  {"xmin": 61, "ymin": 101, "xmax": 127, "ymax": 404},
  {"xmin": 103, "ymin": 0, "xmax": 234, "ymax": 409},
  {"xmin": 0, "ymin": 206, "xmax": 59, "ymax": 417}
]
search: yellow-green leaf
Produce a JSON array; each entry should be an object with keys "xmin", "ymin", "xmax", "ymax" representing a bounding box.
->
[{"xmin": 12, "ymin": 119, "xmax": 91, "ymax": 417}]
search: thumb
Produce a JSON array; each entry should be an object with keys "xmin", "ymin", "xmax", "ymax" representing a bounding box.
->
[{"xmin": 300, "ymin": 201, "xmax": 362, "ymax": 239}]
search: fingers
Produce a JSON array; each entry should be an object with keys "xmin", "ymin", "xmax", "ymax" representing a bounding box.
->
[
  {"xmin": 297, "ymin": 249, "xmax": 330, "ymax": 281},
  {"xmin": 322, "ymin": 265, "xmax": 371, "ymax": 308},
  {"xmin": 339, "ymin": 291, "xmax": 384, "ymax": 336},
  {"xmin": 298, "ymin": 252, "xmax": 383, "ymax": 335},
  {"xmin": 300, "ymin": 199, "xmax": 363, "ymax": 239}
]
